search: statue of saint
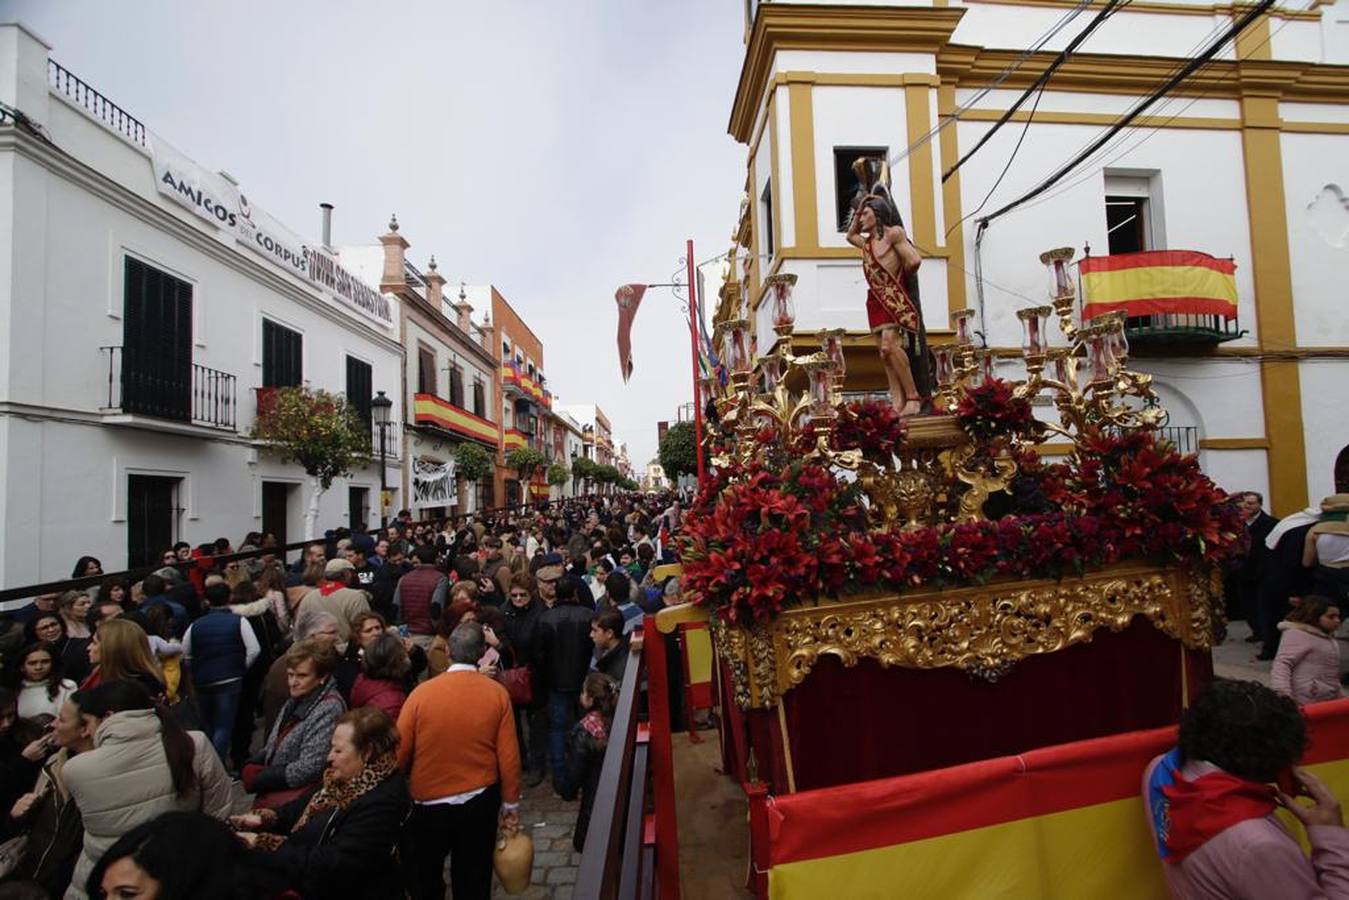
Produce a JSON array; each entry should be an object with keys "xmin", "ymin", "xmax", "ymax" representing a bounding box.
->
[{"xmin": 846, "ymin": 183, "xmax": 931, "ymax": 416}]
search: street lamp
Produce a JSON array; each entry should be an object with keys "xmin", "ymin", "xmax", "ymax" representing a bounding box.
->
[
  {"xmin": 371, "ymin": 390, "xmax": 393, "ymax": 527},
  {"xmin": 570, "ymin": 446, "xmax": 578, "ymax": 498}
]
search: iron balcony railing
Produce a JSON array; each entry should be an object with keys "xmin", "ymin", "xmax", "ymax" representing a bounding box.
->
[
  {"xmin": 101, "ymin": 346, "xmax": 236, "ymax": 430},
  {"xmin": 48, "ymin": 59, "xmax": 147, "ymax": 147},
  {"xmin": 1156, "ymin": 425, "xmax": 1199, "ymax": 455},
  {"xmin": 1124, "ymin": 313, "xmax": 1243, "ymax": 344}
]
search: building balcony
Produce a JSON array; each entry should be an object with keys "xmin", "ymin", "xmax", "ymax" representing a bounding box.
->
[
  {"xmin": 501, "ymin": 361, "xmax": 546, "ymax": 404},
  {"xmin": 412, "ymin": 392, "xmax": 498, "ymax": 447},
  {"xmin": 1120, "ymin": 313, "xmax": 1243, "ymax": 348},
  {"xmin": 100, "ymin": 345, "xmax": 236, "ymax": 433}
]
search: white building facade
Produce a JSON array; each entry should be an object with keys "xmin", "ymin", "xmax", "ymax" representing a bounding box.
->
[
  {"xmin": 0, "ymin": 24, "xmax": 404, "ymax": 587},
  {"xmin": 724, "ymin": 0, "xmax": 1349, "ymax": 517}
]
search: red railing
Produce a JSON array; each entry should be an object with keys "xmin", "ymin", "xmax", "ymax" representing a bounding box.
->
[{"xmin": 575, "ymin": 619, "xmax": 681, "ymax": 898}]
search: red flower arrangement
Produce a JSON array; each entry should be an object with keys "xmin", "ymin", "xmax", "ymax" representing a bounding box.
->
[
  {"xmin": 832, "ymin": 401, "xmax": 907, "ymax": 460},
  {"xmin": 955, "ymin": 378, "xmax": 1042, "ymax": 443},
  {"xmin": 683, "ymin": 424, "xmax": 1243, "ymax": 623}
]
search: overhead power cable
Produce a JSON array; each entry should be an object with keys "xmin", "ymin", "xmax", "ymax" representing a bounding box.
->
[
  {"xmin": 887, "ymin": 0, "xmax": 1095, "ymax": 169},
  {"xmin": 942, "ymin": 0, "xmax": 1128, "ymax": 184},
  {"xmin": 977, "ymin": 0, "xmax": 1277, "ymax": 227},
  {"xmin": 1006, "ymin": 0, "xmax": 1317, "ymax": 217}
]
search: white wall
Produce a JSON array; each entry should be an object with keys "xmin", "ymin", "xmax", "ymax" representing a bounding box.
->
[
  {"xmin": 811, "ymin": 84, "xmax": 913, "ymax": 247},
  {"xmin": 1299, "ymin": 359, "xmax": 1349, "ymax": 503},
  {"xmin": 1280, "ymin": 132, "xmax": 1349, "ymax": 347},
  {"xmin": 0, "ymin": 59, "xmax": 404, "ymax": 586},
  {"xmin": 954, "ymin": 120, "xmax": 1257, "ymax": 351}
]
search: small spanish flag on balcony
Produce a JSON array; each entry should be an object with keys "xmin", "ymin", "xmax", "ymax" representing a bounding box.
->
[{"xmin": 1081, "ymin": 250, "xmax": 1237, "ymax": 321}]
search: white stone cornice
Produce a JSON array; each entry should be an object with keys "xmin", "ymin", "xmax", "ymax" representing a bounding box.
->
[{"xmin": 0, "ymin": 127, "xmax": 406, "ymax": 360}]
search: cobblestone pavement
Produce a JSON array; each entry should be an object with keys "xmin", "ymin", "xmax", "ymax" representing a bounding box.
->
[
  {"xmin": 1213, "ymin": 619, "xmax": 1274, "ymax": 685},
  {"xmin": 486, "ymin": 781, "xmax": 582, "ymax": 900}
]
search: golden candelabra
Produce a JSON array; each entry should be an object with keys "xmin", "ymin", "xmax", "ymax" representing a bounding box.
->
[{"xmin": 703, "ymin": 247, "xmax": 1167, "ymax": 529}]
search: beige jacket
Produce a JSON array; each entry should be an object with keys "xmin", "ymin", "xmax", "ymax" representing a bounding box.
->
[
  {"xmin": 296, "ymin": 585, "xmax": 371, "ymax": 646},
  {"xmin": 62, "ymin": 709, "xmax": 233, "ymax": 900}
]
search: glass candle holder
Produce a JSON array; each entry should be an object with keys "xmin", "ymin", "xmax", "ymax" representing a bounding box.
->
[
  {"xmin": 1102, "ymin": 311, "xmax": 1130, "ymax": 365},
  {"xmin": 1046, "ymin": 347, "xmax": 1070, "ymax": 384},
  {"xmin": 818, "ymin": 328, "xmax": 846, "ymax": 380},
  {"xmin": 973, "ymin": 348, "xmax": 995, "ymax": 383},
  {"xmin": 765, "ymin": 273, "xmax": 798, "ymax": 332},
  {"xmin": 933, "ymin": 345, "xmax": 956, "ymax": 388},
  {"xmin": 761, "ymin": 352, "xmax": 784, "ymax": 392},
  {"xmin": 1017, "ymin": 305, "xmax": 1052, "ymax": 357},
  {"xmin": 803, "ymin": 357, "xmax": 836, "ymax": 416},
  {"xmin": 951, "ymin": 308, "xmax": 976, "ymax": 347},
  {"xmin": 1083, "ymin": 325, "xmax": 1115, "ymax": 383},
  {"xmin": 1039, "ymin": 247, "xmax": 1076, "ymax": 299}
]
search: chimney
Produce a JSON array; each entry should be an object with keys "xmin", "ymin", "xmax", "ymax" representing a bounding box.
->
[
  {"xmin": 423, "ymin": 255, "xmax": 445, "ymax": 308},
  {"xmin": 320, "ymin": 203, "xmax": 333, "ymax": 249},
  {"xmin": 378, "ymin": 214, "xmax": 408, "ymax": 293},
  {"xmin": 453, "ymin": 282, "xmax": 474, "ymax": 332},
  {"xmin": 0, "ymin": 24, "xmax": 52, "ymax": 130}
]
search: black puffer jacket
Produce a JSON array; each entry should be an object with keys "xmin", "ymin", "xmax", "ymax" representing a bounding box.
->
[
  {"xmin": 263, "ymin": 771, "xmax": 412, "ymax": 900},
  {"xmin": 533, "ymin": 602, "xmax": 595, "ymax": 694}
]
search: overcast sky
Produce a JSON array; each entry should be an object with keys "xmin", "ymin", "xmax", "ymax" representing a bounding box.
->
[{"xmin": 5, "ymin": 0, "xmax": 747, "ymax": 468}]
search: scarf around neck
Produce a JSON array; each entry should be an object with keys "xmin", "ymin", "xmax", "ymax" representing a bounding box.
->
[
  {"xmin": 253, "ymin": 751, "xmax": 397, "ymax": 852},
  {"xmin": 1147, "ymin": 748, "xmax": 1277, "ymax": 862}
]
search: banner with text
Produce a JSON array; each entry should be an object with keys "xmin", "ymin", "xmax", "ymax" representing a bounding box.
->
[{"xmin": 148, "ymin": 133, "xmax": 392, "ymax": 326}]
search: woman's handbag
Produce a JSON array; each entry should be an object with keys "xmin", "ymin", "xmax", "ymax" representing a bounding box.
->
[
  {"xmin": 0, "ymin": 833, "xmax": 28, "ymax": 879},
  {"xmin": 497, "ymin": 665, "xmax": 533, "ymax": 706},
  {"xmin": 493, "ymin": 823, "xmax": 534, "ymax": 895}
]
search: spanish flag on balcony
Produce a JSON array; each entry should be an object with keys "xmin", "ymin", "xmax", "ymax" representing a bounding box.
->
[{"xmin": 1081, "ymin": 250, "xmax": 1237, "ymax": 321}]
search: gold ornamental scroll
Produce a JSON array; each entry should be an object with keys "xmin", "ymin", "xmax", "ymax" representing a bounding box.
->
[{"xmin": 707, "ymin": 562, "xmax": 1218, "ymax": 710}]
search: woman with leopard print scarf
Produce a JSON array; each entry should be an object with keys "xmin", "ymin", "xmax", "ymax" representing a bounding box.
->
[{"xmin": 232, "ymin": 707, "xmax": 411, "ymax": 900}]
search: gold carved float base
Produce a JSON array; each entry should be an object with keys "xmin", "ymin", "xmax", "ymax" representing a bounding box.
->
[{"xmin": 709, "ymin": 562, "xmax": 1218, "ymax": 710}]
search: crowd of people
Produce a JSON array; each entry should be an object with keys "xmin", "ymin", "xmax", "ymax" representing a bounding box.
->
[
  {"xmin": 1226, "ymin": 491, "xmax": 1347, "ymax": 706},
  {"xmin": 0, "ymin": 491, "xmax": 686, "ymax": 900}
]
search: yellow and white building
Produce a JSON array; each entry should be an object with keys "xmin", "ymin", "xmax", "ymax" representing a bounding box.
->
[{"xmin": 721, "ymin": 0, "xmax": 1349, "ymax": 516}]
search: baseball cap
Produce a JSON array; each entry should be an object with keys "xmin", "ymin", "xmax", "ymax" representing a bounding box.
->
[{"xmin": 324, "ymin": 558, "xmax": 355, "ymax": 577}]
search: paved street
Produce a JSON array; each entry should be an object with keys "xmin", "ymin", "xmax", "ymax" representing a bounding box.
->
[{"xmin": 488, "ymin": 782, "xmax": 582, "ymax": 900}]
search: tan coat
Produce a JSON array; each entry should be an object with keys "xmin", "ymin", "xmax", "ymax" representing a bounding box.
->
[
  {"xmin": 62, "ymin": 709, "xmax": 234, "ymax": 900},
  {"xmin": 296, "ymin": 584, "xmax": 371, "ymax": 646}
]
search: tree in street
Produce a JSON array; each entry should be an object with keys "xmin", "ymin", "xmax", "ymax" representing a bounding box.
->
[
  {"xmin": 454, "ymin": 442, "xmax": 495, "ymax": 506},
  {"xmin": 659, "ymin": 421, "xmax": 698, "ymax": 484},
  {"xmin": 251, "ymin": 386, "xmax": 371, "ymax": 539}
]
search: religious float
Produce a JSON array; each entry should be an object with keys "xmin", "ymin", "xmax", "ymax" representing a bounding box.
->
[{"xmin": 667, "ymin": 247, "xmax": 1270, "ymax": 897}]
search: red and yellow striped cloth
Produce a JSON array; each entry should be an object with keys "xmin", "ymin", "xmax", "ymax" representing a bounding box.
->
[
  {"xmin": 764, "ymin": 699, "xmax": 1349, "ymax": 899},
  {"xmin": 1081, "ymin": 250, "xmax": 1237, "ymax": 321}
]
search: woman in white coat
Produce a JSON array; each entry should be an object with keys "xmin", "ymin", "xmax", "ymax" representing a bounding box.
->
[{"xmin": 60, "ymin": 680, "xmax": 234, "ymax": 900}]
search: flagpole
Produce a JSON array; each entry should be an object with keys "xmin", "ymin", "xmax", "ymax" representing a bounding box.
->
[{"xmin": 686, "ymin": 239, "xmax": 707, "ymax": 491}]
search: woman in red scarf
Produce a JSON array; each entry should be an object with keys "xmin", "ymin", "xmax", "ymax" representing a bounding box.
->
[{"xmin": 1144, "ymin": 680, "xmax": 1349, "ymax": 898}]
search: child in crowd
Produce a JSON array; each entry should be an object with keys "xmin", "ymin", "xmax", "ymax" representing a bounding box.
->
[
  {"xmin": 1272, "ymin": 595, "xmax": 1343, "ymax": 706},
  {"xmin": 559, "ymin": 671, "xmax": 618, "ymax": 852}
]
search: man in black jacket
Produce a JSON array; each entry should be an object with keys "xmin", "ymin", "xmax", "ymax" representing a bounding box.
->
[{"xmin": 532, "ymin": 564, "xmax": 594, "ymax": 790}]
